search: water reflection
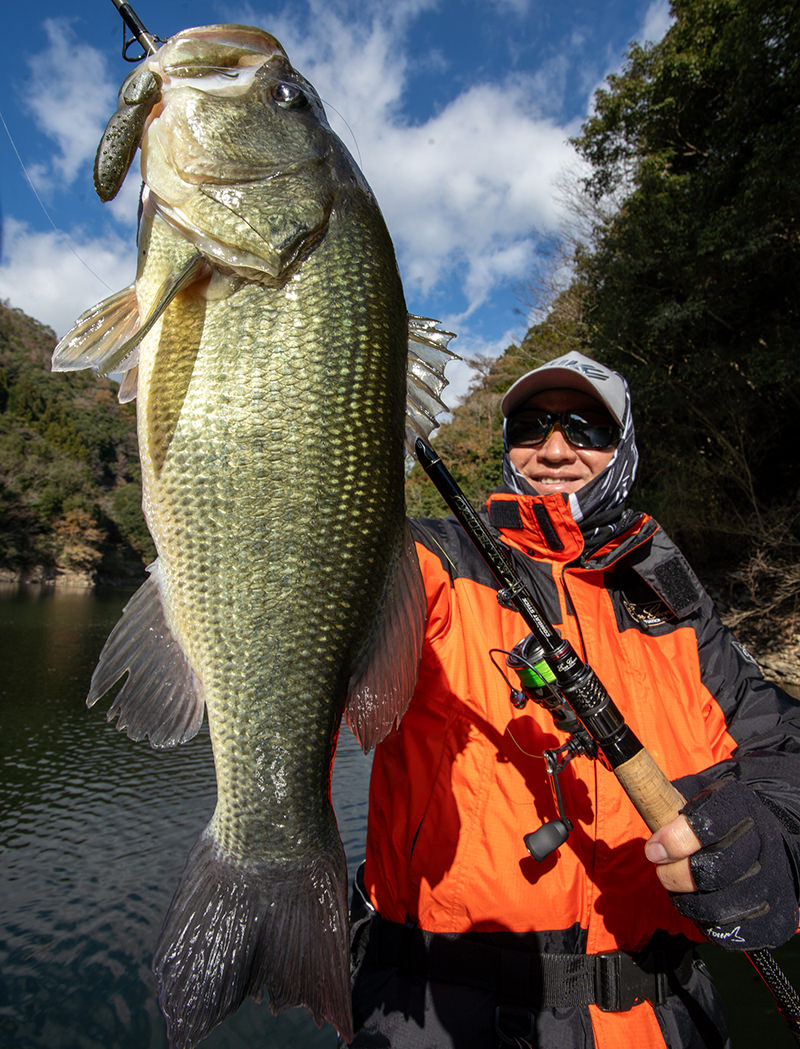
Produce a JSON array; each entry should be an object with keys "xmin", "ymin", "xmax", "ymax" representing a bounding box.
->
[{"xmin": 0, "ymin": 586, "xmax": 372, "ymax": 1049}]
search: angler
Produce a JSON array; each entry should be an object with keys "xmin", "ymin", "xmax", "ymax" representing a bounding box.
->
[{"xmin": 346, "ymin": 352, "xmax": 800, "ymax": 1049}]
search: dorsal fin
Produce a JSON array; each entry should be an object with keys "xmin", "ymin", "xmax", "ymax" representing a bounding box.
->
[{"xmin": 405, "ymin": 314, "xmax": 458, "ymax": 451}]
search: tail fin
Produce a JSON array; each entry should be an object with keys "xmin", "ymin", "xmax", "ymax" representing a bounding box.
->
[{"xmin": 152, "ymin": 825, "xmax": 353, "ymax": 1047}]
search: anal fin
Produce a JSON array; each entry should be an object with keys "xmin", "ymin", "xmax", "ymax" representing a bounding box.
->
[{"xmin": 88, "ymin": 560, "xmax": 204, "ymax": 749}]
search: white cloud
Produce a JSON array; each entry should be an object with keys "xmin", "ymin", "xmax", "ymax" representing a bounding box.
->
[
  {"xmin": 23, "ymin": 18, "xmax": 118, "ymax": 192},
  {"xmin": 106, "ymin": 171, "xmax": 146, "ymax": 227},
  {"xmin": 438, "ymin": 327, "xmax": 523, "ymax": 407},
  {"xmin": 640, "ymin": 0, "xmax": 674, "ymax": 45},
  {"xmin": 0, "ymin": 219, "xmax": 136, "ymax": 339},
  {"xmin": 366, "ymin": 82, "xmax": 582, "ymax": 309}
]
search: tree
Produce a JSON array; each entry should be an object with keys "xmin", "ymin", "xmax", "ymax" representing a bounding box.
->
[
  {"xmin": 0, "ymin": 302, "xmax": 149, "ymax": 581},
  {"xmin": 571, "ymin": 0, "xmax": 800, "ymax": 562},
  {"xmin": 53, "ymin": 508, "xmax": 106, "ymax": 575}
]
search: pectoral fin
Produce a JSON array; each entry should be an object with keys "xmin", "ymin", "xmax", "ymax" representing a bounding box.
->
[
  {"xmin": 345, "ymin": 522, "xmax": 426, "ymax": 750},
  {"xmin": 117, "ymin": 364, "xmax": 139, "ymax": 403},
  {"xmin": 52, "ymin": 283, "xmax": 141, "ymax": 377},
  {"xmin": 52, "ymin": 253, "xmax": 208, "ymax": 396}
]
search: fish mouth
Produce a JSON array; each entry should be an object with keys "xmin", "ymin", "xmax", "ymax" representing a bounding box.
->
[
  {"xmin": 157, "ymin": 24, "xmax": 290, "ymax": 70},
  {"xmin": 149, "ymin": 24, "xmax": 297, "ymax": 98}
]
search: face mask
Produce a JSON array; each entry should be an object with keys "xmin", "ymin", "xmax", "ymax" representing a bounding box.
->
[{"xmin": 501, "ymin": 376, "xmax": 639, "ymax": 543}]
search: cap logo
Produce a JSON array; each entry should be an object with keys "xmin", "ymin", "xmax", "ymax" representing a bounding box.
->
[{"xmin": 559, "ymin": 358, "xmax": 609, "ymax": 381}]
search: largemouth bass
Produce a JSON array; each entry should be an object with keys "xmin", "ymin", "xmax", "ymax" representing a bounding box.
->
[{"xmin": 53, "ymin": 24, "xmax": 454, "ymax": 1047}]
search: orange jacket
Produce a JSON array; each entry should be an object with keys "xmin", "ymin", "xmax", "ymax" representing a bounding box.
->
[{"xmin": 362, "ymin": 491, "xmax": 800, "ymax": 1044}]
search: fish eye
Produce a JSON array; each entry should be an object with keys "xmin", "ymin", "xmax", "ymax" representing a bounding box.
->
[{"xmin": 272, "ymin": 82, "xmax": 308, "ymax": 109}]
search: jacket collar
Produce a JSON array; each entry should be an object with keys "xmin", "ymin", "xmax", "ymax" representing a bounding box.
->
[{"xmin": 486, "ymin": 490, "xmax": 657, "ymax": 568}]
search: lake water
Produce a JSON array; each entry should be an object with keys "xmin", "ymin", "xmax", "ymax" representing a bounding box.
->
[
  {"xmin": 0, "ymin": 585, "xmax": 370, "ymax": 1049},
  {"xmin": 2, "ymin": 586, "xmax": 800, "ymax": 1048}
]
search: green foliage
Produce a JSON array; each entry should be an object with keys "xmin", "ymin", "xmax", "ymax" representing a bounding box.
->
[
  {"xmin": 569, "ymin": 0, "xmax": 800, "ymax": 563},
  {"xmin": 0, "ymin": 302, "xmax": 149, "ymax": 582},
  {"xmin": 112, "ymin": 482, "xmax": 156, "ymax": 562}
]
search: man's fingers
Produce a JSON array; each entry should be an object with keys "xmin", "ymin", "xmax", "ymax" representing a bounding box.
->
[
  {"xmin": 645, "ymin": 815, "xmax": 703, "ymax": 893},
  {"xmin": 653, "ymin": 856, "xmax": 696, "ymax": 893}
]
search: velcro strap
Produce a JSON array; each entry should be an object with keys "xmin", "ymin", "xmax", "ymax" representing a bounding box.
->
[
  {"xmin": 488, "ymin": 500, "xmax": 524, "ymax": 530},
  {"xmin": 532, "ymin": 504, "xmax": 565, "ymax": 551},
  {"xmin": 367, "ymin": 918, "xmax": 694, "ymax": 1012}
]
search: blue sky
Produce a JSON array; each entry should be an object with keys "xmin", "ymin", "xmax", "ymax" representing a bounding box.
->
[{"xmin": 0, "ymin": 0, "xmax": 671, "ymax": 403}]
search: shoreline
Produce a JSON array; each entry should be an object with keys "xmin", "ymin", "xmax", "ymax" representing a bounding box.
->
[
  {"xmin": 0, "ymin": 569, "xmax": 146, "ymax": 590},
  {"xmin": 2, "ymin": 572, "xmax": 796, "ymax": 696}
]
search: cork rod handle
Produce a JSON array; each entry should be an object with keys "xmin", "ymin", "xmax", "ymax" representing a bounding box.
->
[{"xmin": 614, "ymin": 747, "xmax": 686, "ymax": 831}]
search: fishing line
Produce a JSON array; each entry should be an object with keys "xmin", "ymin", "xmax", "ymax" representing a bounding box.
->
[
  {"xmin": 321, "ymin": 98, "xmax": 364, "ymax": 169},
  {"xmin": 0, "ymin": 106, "xmax": 113, "ymax": 291}
]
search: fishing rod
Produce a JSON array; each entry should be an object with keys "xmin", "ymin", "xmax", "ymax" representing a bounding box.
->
[
  {"xmin": 109, "ymin": 0, "xmax": 160, "ymax": 58},
  {"xmin": 414, "ymin": 435, "xmax": 800, "ymax": 1043}
]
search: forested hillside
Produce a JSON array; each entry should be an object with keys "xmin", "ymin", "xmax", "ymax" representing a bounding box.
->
[
  {"xmin": 0, "ymin": 302, "xmax": 152, "ymax": 584},
  {"xmin": 572, "ymin": 0, "xmax": 799, "ymax": 565}
]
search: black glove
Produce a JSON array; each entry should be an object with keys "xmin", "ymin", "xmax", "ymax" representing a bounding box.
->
[{"xmin": 670, "ymin": 778, "xmax": 799, "ymax": 951}]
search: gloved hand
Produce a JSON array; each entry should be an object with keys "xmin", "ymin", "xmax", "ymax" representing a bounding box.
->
[{"xmin": 669, "ymin": 779, "xmax": 798, "ymax": 951}]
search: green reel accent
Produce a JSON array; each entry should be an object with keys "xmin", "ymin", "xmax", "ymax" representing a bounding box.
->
[{"xmin": 517, "ymin": 661, "xmax": 557, "ymax": 689}]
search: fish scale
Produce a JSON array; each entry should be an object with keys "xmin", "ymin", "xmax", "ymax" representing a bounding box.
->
[{"xmin": 139, "ymin": 212, "xmax": 403, "ymax": 831}]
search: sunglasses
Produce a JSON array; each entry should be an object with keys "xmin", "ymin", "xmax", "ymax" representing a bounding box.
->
[{"xmin": 506, "ymin": 409, "xmax": 620, "ymax": 451}]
